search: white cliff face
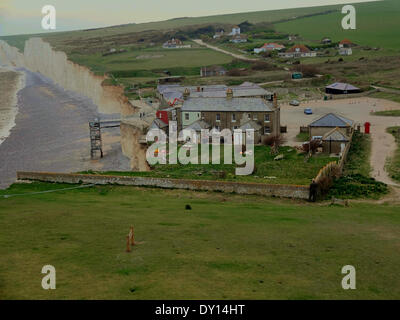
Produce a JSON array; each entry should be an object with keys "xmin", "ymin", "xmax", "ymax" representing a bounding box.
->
[
  {"xmin": 0, "ymin": 38, "xmax": 134, "ymax": 115},
  {"xmin": 0, "ymin": 38, "xmax": 149, "ymax": 171}
]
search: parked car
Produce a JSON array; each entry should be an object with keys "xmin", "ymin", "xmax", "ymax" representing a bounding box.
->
[
  {"xmin": 290, "ymin": 99, "xmax": 300, "ymax": 106},
  {"xmin": 304, "ymin": 108, "xmax": 313, "ymax": 115}
]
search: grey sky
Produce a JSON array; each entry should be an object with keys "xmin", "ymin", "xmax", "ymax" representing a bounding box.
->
[{"xmin": 0, "ymin": 0, "xmax": 379, "ymax": 36}]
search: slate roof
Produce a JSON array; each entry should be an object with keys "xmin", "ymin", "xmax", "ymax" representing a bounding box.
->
[
  {"xmin": 181, "ymin": 97, "xmax": 274, "ymax": 112},
  {"xmin": 326, "ymin": 82, "xmax": 360, "ymax": 91},
  {"xmin": 158, "ymin": 83, "xmax": 272, "ymax": 99},
  {"xmin": 150, "ymin": 118, "xmax": 168, "ymax": 130},
  {"xmin": 185, "ymin": 120, "xmax": 211, "ymax": 132},
  {"xmin": 309, "ymin": 113, "xmax": 354, "ymax": 127},
  {"xmin": 322, "ymin": 127, "xmax": 350, "ymax": 142}
]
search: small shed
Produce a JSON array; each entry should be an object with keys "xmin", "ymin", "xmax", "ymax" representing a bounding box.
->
[{"xmin": 322, "ymin": 127, "xmax": 350, "ymax": 154}]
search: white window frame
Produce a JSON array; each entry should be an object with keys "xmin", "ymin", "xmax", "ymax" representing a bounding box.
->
[
  {"xmin": 264, "ymin": 114, "xmax": 270, "ymax": 122},
  {"xmin": 216, "ymin": 113, "xmax": 221, "ymax": 122},
  {"xmin": 185, "ymin": 113, "xmax": 189, "ymax": 121},
  {"xmin": 232, "ymin": 113, "xmax": 236, "ymax": 122},
  {"xmin": 264, "ymin": 127, "xmax": 271, "ymax": 135}
]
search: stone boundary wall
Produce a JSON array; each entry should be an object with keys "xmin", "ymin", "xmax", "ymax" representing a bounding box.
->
[{"xmin": 17, "ymin": 171, "xmax": 310, "ymax": 200}]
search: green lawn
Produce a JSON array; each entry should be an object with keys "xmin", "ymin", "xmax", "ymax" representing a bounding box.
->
[
  {"xmin": 83, "ymin": 146, "xmax": 333, "ymax": 186},
  {"xmin": 372, "ymin": 108, "xmax": 400, "ymax": 117},
  {"xmin": 276, "ymin": 0, "xmax": 400, "ymax": 50},
  {"xmin": 0, "ymin": 182, "xmax": 399, "ymax": 299},
  {"xmin": 386, "ymin": 127, "xmax": 400, "ymax": 182}
]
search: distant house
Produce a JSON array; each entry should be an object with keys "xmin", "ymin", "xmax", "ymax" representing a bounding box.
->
[
  {"xmin": 339, "ymin": 39, "xmax": 355, "ymax": 48},
  {"xmin": 200, "ymin": 66, "xmax": 227, "ymax": 77},
  {"xmin": 254, "ymin": 43, "xmax": 285, "ymax": 54},
  {"xmin": 278, "ymin": 44, "xmax": 317, "ymax": 58},
  {"xmin": 339, "ymin": 47, "xmax": 353, "ymax": 56},
  {"xmin": 309, "ymin": 113, "xmax": 354, "ymax": 140},
  {"xmin": 230, "ymin": 34, "xmax": 247, "ymax": 43},
  {"xmin": 213, "ymin": 30, "xmax": 225, "ymax": 39},
  {"xmin": 229, "ymin": 26, "xmax": 241, "ymax": 36},
  {"xmin": 163, "ymin": 38, "xmax": 191, "ymax": 49},
  {"xmin": 325, "ymin": 82, "xmax": 360, "ymax": 95},
  {"xmin": 321, "ymin": 38, "xmax": 332, "ymax": 44}
]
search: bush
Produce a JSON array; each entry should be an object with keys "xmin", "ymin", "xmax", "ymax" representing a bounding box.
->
[
  {"xmin": 227, "ymin": 68, "xmax": 249, "ymax": 77},
  {"xmin": 251, "ymin": 61, "xmax": 275, "ymax": 71},
  {"xmin": 262, "ymin": 134, "xmax": 287, "ymax": 148},
  {"xmin": 328, "ymin": 174, "xmax": 388, "ymax": 199},
  {"xmin": 302, "ymin": 139, "xmax": 322, "ymax": 153},
  {"xmin": 292, "ymin": 64, "xmax": 320, "ymax": 77}
]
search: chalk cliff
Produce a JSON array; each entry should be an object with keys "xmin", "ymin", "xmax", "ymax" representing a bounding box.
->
[
  {"xmin": 0, "ymin": 38, "xmax": 149, "ymax": 170},
  {"xmin": 0, "ymin": 38, "xmax": 134, "ymax": 115}
]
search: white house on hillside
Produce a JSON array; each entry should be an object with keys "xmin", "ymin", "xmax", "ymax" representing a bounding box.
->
[{"xmin": 229, "ymin": 26, "xmax": 241, "ymax": 36}]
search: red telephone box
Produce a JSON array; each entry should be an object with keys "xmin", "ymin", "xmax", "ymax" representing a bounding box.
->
[{"xmin": 364, "ymin": 122, "xmax": 371, "ymax": 134}]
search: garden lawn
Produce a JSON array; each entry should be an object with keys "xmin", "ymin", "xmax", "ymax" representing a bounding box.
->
[{"xmin": 85, "ymin": 146, "xmax": 333, "ymax": 186}]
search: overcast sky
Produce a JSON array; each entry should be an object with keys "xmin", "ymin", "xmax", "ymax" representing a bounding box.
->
[{"xmin": 0, "ymin": 0, "xmax": 379, "ymax": 36}]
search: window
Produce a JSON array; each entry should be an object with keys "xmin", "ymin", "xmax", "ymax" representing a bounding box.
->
[
  {"xmin": 264, "ymin": 114, "xmax": 270, "ymax": 122},
  {"xmin": 232, "ymin": 114, "xmax": 236, "ymax": 122},
  {"xmin": 248, "ymin": 113, "xmax": 251, "ymax": 119},
  {"xmin": 216, "ymin": 113, "xmax": 221, "ymax": 122},
  {"xmin": 233, "ymin": 126, "xmax": 239, "ymax": 130},
  {"xmin": 253, "ymin": 114, "xmax": 258, "ymax": 120},
  {"xmin": 264, "ymin": 127, "xmax": 271, "ymax": 134},
  {"xmin": 185, "ymin": 113, "xmax": 189, "ymax": 121}
]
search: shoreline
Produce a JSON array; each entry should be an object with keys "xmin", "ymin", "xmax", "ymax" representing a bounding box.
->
[{"xmin": 0, "ymin": 66, "xmax": 26, "ymax": 146}]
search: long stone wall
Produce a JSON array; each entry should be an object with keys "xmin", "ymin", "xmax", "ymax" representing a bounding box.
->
[{"xmin": 17, "ymin": 171, "xmax": 310, "ymax": 199}]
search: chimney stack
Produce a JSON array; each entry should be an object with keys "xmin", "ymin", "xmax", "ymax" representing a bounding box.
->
[
  {"xmin": 226, "ymin": 88, "xmax": 233, "ymax": 100},
  {"xmin": 183, "ymin": 88, "xmax": 190, "ymax": 100},
  {"xmin": 273, "ymin": 93, "xmax": 278, "ymax": 108}
]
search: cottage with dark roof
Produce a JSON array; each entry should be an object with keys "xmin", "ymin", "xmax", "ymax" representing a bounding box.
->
[
  {"xmin": 309, "ymin": 113, "xmax": 354, "ymax": 139},
  {"xmin": 325, "ymin": 82, "xmax": 360, "ymax": 95}
]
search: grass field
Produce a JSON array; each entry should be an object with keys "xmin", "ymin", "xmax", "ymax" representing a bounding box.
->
[
  {"xmin": 276, "ymin": 0, "xmax": 400, "ymax": 50},
  {"xmin": 386, "ymin": 127, "xmax": 400, "ymax": 183},
  {"xmin": 0, "ymin": 182, "xmax": 399, "ymax": 300},
  {"xmin": 82, "ymin": 146, "xmax": 333, "ymax": 186},
  {"xmin": 69, "ymin": 46, "xmax": 233, "ymax": 76}
]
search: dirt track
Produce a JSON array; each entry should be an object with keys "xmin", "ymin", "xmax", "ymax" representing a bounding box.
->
[
  {"xmin": 281, "ymin": 97, "xmax": 400, "ymax": 186},
  {"xmin": 193, "ymin": 39, "xmax": 258, "ymax": 61}
]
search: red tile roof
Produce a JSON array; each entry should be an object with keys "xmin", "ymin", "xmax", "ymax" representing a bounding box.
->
[
  {"xmin": 339, "ymin": 39, "xmax": 353, "ymax": 45},
  {"xmin": 287, "ymin": 44, "xmax": 310, "ymax": 53}
]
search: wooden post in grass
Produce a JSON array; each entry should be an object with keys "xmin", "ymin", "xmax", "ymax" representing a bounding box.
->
[
  {"xmin": 126, "ymin": 235, "xmax": 131, "ymax": 252},
  {"xmin": 129, "ymin": 226, "xmax": 135, "ymax": 246}
]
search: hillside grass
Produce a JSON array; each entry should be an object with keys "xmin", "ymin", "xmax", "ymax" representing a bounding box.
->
[
  {"xmin": 69, "ymin": 46, "xmax": 232, "ymax": 76},
  {"xmin": 386, "ymin": 127, "xmax": 400, "ymax": 182},
  {"xmin": 276, "ymin": 0, "xmax": 400, "ymax": 50},
  {"xmin": 0, "ymin": 182, "xmax": 400, "ymax": 299}
]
